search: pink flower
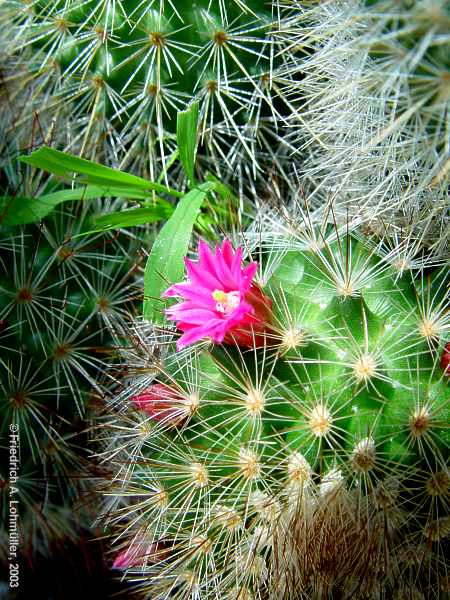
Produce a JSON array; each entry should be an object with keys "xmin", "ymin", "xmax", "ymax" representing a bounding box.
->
[
  {"xmin": 131, "ymin": 383, "xmax": 188, "ymax": 425},
  {"xmin": 163, "ymin": 240, "xmax": 272, "ymax": 350}
]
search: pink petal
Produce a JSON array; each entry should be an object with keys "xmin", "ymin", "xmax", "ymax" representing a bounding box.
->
[
  {"xmin": 166, "ymin": 299, "xmax": 213, "ymax": 315},
  {"xmin": 162, "ymin": 283, "xmax": 183, "ymax": 298},
  {"xmin": 185, "ymin": 257, "xmax": 222, "ymax": 290},
  {"xmin": 215, "ymin": 242, "xmax": 238, "ymax": 287},
  {"xmin": 241, "ymin": 262, "xmax": 258, "ymax": 286},
  {"xmin": 198, "ymin": 240, "xmax": 236, "ymax": 289},
  {"xmin": 214, "ymin": 255, "xmax": 237, "ymax": 290},
  {"xmin": 167, "ymin": 307, "xmax": 218, "ymax": 325},
  {"xmin": 176, "ymin": 321, "xmax": 224, "ymax": 349},
  {"xmin": 221, "ymin": 239, "xmax": 234, "ymax": 268},
  {"xmin": 163, "ymin": 282, "xmax": 215, "ymax": 305},
  {"xmin": 231, "ymin": 246, "xmax": 243, "ymax": 278},
  {"xmin": 199, "ymin": 240, "xmax": 219, "ymax": 277}
]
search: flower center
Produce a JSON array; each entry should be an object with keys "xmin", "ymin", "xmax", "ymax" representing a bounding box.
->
[{"xmin": 212, "ymin": 289, "xmax": 240, "ymax": 315}]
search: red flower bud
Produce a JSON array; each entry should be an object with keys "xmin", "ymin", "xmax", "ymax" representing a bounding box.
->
[
  {"xmin": 441, "ymin": 342, "xmax": 450, "ymax": 376},
  {"xmin": 131, "ymin": 383, "xmax": 189, "ymax": 425},
  {"xmin": 112, "ymin": 549, "xmax": 143, "ymax": 570}
]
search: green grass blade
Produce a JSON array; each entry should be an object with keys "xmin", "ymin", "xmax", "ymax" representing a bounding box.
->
[
  {"xmin": 176, "ymin": 102, "xmax": 199, "ymax": 188},
  {"xmin": 0, "ymin": 185, "xmax": 170, "ymax": 226},
  {"xmin": 92, "ymin": 205, "xmax": 173, "ymax": 231},
  {"xmin": 19, "ymin": 147, "xmax": 183, "ymax": 197}
]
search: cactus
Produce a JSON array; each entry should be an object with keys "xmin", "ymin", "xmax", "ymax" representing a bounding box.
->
[
  {"xmin": 99, "ymin": 208, "xmax": 448, "ymax": 598},
  {"xmin": 1, "ymin": 0, "xmax": 288, "ymax": 182},
  {"xmin": 0, "ymin": 194, "xmax": 142, "ymax": 565},
  {"xmin": 275, "ymin": 0, "xmax": 450, "ymax": 262}
]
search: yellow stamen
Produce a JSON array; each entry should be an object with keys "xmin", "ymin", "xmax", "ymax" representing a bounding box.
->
[
  {"xmin": 212, "ymin": 289, "xmax": 240, "ymax": 314},
  {"xmin": 212, "ymin": 289, "xmax": 227, "ymax": 303}
]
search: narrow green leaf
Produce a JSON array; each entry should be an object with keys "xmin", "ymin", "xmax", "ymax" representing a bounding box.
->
[
  {"xmin": 143, "ymin": 183, "xmax": 212, "ymax": 325},
  {"xmin": 205, "ymin": 172, "xmax": 239, "ymax": 203},
  {"xmin": 92, "ymin": 205, "xmax": 173, "ymax": 231},
  {"xmin": 0, "ymin": 185, "xmax": 166, "ymax": 226},
  {"xmin": 0, "ymin": 195, "xmax": 57, "ymax": 226},
  {"xmin": 19, "ymin": 147, "xmax": 183, "ymax": 197},
  {"xmin": 0, "ymin": 187, "xmax": 99, "ymax": 226},
  {"xmin": 177, "ymin": 102, "xmax": 199, "ymax": 188}
]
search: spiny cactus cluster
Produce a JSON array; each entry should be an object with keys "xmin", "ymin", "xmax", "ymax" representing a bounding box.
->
[
  {"xmin": 99, "ymin": 208, "xmax": 448, "ymax": 598},
  {"xmin": 275, "ymin": 0, "xmax": 450, "ymax": 263},
  {"xmin": 0, "ymin": 195, "xmax": 142, "ymax": 563},
  {"xmin": 1, "ymin": 0, "xmax": 290, "ymax": 181}
]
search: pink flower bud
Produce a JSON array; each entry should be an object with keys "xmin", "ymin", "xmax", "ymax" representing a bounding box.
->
[
  {"xmin": 112, "ymin": 541, "xmax": 168, "ymax": 569},
  {"xmin": 441, "ymin": 342, "xmax": 450, "ymax": 376},
  {"xmin": 112, "ymin": 549, "xmax": 142, "ymax": 570},
  {"xmin": 131, "ymin": 383, "xmax": 188, "ymax": 425}
]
